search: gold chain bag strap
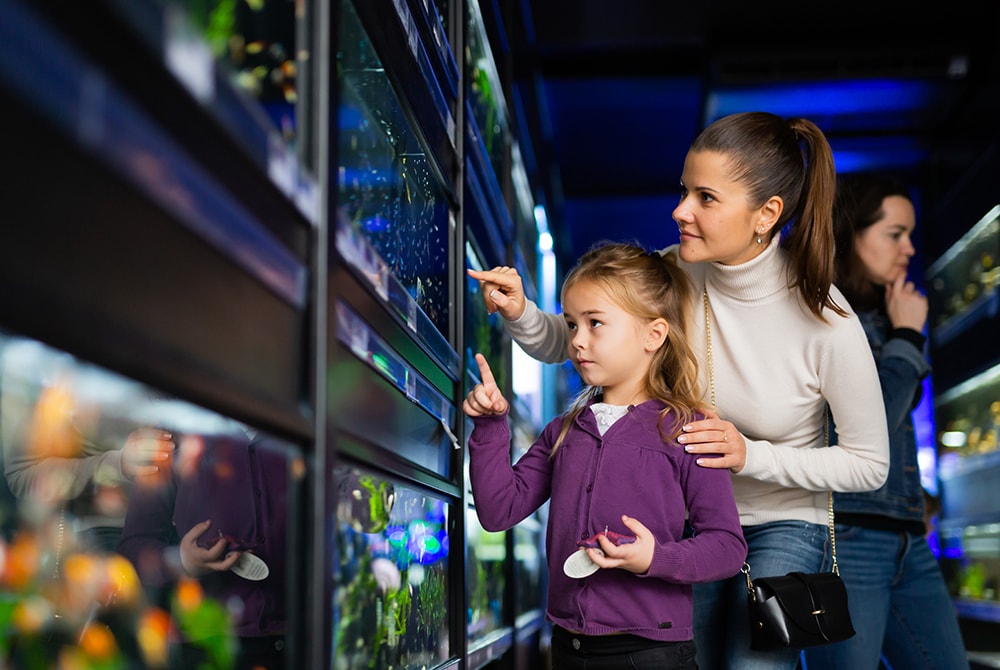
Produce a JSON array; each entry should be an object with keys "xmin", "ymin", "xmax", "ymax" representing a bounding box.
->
[{"xmin": 703, "ymin": 289, "xmax": 855, "ymax": 650}]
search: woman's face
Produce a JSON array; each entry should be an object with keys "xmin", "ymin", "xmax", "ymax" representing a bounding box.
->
[
  {"xmin": 672, "ymin": 150, "xmax": 773, "ymax": 266},
  {"xmin": 854, "ymin": 195, "xmax": 916, "ymax": 286}
]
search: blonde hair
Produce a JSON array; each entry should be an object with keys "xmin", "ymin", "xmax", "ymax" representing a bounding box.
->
[{"xmin": 551, "ymin": 242, "xmax": 706, "ymax": 455}]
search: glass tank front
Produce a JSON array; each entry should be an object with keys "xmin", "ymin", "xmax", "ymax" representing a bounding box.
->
[
  {"xmin": 336, "ymin": 1, "xmax": 452, "ymax": 339},
  {"xmin": 464, "ymin": 240, "xmax": 509, "ymax": 394},
  {"xmin": 465, "ymin": 0, "xmax": 510, "ymax": 184},
  {"xmin": 0, "ymin": 328, "xmax": 302, "ymax": 670},
  {"xmin": 164, "ymin": 0, "xmax": 298, "ymax": 142},
  {"xmin": 927, "ymin": 205, "xmax": 999, "ymax": 345},
  {"xmin": 465, "ymin": 505, "xmax": 508, "ymax": 643},
  {"xmin": 510, "ymin": 414, "xmax": 546, "ymax": 618},
  {"xmin": 936, "ymin": 362, "xmax": 1000, "ymax": 463},
  {"xmin": 333, "ymin": 466, "xmax": 451, "ymax": 669},
  {"xmin": 935, "ymin": 362, "xmax": 1000, "ymax": 620}
]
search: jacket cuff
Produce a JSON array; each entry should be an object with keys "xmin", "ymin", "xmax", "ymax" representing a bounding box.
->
[{"xmin": 889, "ymin": 327, "xmax": 925, "ymax": 351}]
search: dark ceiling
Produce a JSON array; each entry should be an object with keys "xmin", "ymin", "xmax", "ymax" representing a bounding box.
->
[{"xmin": 498, "ymin": 1, "xmax": 1000, "ymax": 272}]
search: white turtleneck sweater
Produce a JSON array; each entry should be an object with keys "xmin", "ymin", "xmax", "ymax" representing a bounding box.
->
[{"xmin": 505, "ymin": 235, "xmax": 889, "ymax": 526}]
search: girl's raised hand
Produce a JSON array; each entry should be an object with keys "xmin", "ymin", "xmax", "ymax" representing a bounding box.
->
[
  {"xmin": 463, "ymin": 353, "xmax": 509, "ymax": 417},
  {"xmin": 467, "ymin": 266, "xmax": 527, "ymax": 321}
]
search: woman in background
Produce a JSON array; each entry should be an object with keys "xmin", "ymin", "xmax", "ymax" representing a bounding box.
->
[{"xmin": 801, "ymin": 173, "xmax": 969, "ymax": 669}]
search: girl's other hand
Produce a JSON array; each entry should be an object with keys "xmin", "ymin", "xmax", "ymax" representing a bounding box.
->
[{"xmin": 587, "ymin": 515, "xmax": 655, "ymax": 575}]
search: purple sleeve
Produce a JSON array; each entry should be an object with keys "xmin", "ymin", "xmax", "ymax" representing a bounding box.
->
[
  {"xmin": 646, "ymin": 456, "xmax": 747, "ymax": 583},
  {"xmin": 117, "ymin": 473, "xmax": 180, "ymax": 587},
  {"xmin": 468, "ymin": 412, "xmax": 556, "ymax": 532}
]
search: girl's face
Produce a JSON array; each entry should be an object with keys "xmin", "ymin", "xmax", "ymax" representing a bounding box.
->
[
  {"xmin": 672, "ymin": 150, "xmax": 775, "ymax": 266},
  {"xmin": 854, "ymin": 195, "xmax": 916, "ymax": 286},
  {"xmin": 562, "ymin": 280, "xmax": 665, "ymax": 406}
]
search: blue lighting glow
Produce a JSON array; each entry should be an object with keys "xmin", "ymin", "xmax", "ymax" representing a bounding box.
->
[
  {"xmin": 706, "ymin": 78, "xmax": 942, "ymax": 173},
  {"xmin": 707, "ymin": 79, "xmax": 939, "ymax": 121}
]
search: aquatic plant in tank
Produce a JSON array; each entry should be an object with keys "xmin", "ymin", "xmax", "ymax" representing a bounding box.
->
[{"xmin": 333, "ymin": 468, "xmax": 450, "ymax": 669}]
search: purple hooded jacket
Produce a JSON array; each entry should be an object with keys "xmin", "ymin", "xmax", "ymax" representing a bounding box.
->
[{"xmin": 469, "ymin": 398, "xmax": 747, "ymax": 642}]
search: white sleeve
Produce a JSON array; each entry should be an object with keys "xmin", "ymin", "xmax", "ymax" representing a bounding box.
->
[{"xmin": 504, "ymin": 300, "xmax": 571, "ymax": 364}]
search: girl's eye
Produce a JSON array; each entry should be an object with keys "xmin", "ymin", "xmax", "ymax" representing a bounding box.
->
[
  {"xmin": 590, "ymin": 319, "xmax": 603, "ymax": 329},
  {"xmin": 700, "ymin": 192, "xmax": 715, "ymax": 204},
  {"xmin": 566, "ymin": 321, "xmax": 578, "ymax": 331}
]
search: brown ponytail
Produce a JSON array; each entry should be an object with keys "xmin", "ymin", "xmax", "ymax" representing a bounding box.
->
[{"xmin": 691, "ymin": 112, "xmax": 847, "ymax": 320}]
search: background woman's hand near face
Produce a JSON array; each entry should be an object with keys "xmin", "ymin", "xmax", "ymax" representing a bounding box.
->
[{"xmin": 885, "ymin": 274, "xmax": 928, "ymax": 332}]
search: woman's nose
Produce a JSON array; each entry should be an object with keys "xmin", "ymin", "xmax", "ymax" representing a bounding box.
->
[
  {"xmin": 672, "ymin": 200, "xmax": 690, "ymax": 224},
  {"xmin": 902, "ymin": 235, "xmax": 915, "ymax": 255}
]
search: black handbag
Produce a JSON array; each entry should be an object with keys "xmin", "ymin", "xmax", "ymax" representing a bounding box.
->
[
  {"xmin": 702, "ymin": 290, "xmax": 855, "ymax": 650},
  {"xmin": 742, "ymin": 492, "xmax": 856, "ymax": 650}
]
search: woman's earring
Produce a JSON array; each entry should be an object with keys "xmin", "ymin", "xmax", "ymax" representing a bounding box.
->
[{"xmin": 756, "ymin": 233, "xmax": 763, "ymax": 245}]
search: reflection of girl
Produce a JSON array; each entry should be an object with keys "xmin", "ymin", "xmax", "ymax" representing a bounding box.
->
[
  {"xmin": 802, "ymin": 173, "xmax": 969, "ymax": 669},
  {"xmin": 465, "ymin": 242, "xmax": 746, "ymax": 669},
  {"xmin": 118, "ymin": 433, "xmax": 288, "ymax": 670}
]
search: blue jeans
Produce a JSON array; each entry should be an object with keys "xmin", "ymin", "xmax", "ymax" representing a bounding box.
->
[
  {"xmin": 801, "ymin": 526, "xmax": 969, "ymax": 670},
  {"xmin": 693, "ymin": 520, "xmax": 828, "ymax": 670}
]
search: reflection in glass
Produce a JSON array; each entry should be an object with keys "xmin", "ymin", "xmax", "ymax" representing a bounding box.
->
[
  {"xmin": 334, "ymin": 466, "xmax": 450, "ymax": 669},
  {"xmin": 336, "ymin": 2, "xmax": 451, "ymax": 337},
  {"xmin": 0, "ymin": 330, "xmax": 300, "ymax": 669}
]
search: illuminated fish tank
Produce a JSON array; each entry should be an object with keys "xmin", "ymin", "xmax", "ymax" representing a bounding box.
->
[
  {"xmin": 336, "ymin": 1, "xmax": 452, "ymax": 340},
  {"xmin": 464, "ymin": 241, "xmax": 508, "ymax": 394},
  {"xmin": 0, "ymin": 329, "xmax": 302, "ymax": 670},
  {"xmin": 162, "ymin": 0, "xmax": 298, "ymax": 141},
  {"xmin": 465, "ymin": 505, "xmax": 508, "ymax": 643},
  {"xmin": 465, "ymin": 0, "xmax": 510, "ymax": 186},
  {"xmin": 333, "ymin": 466, "xmax": 451, "ymax": 669}
]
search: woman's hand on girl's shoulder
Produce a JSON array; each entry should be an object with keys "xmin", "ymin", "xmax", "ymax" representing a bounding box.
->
[
  {"xmin": 676, "ymin": 409, "xmax": 747, "ymax": 473},
  {"xmin": 463, "ymin": 353, "xmax": 509, "ymax": 417}
]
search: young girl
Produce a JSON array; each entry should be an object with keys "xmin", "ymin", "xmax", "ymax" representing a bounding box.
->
[
  {"xmin": 470, "ymin": 112, "xmax": 891, "ymax": 669},
  {"xmin": 464, "ymin": 242, "xmax": 747, "ymax": 670}
]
